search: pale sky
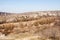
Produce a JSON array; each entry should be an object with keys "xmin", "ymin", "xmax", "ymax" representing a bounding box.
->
[{"xmin": 0, "ymin": 0, "xmax": 60, "ymax": 13}]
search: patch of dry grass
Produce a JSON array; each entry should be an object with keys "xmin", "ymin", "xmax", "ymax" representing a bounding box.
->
[{"xmin": 0, "ymin": 11, "xmax": 60, "ymax": 40}]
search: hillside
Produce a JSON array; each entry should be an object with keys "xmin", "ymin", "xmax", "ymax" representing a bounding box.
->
[{"xmin": 0, "ymin": 11, "xmax": 60, "ymax": 40}]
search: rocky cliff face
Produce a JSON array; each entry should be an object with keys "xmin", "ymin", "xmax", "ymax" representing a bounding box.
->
[{"xmin": 0, "ymin": 11, "xmax": 60, "ymax": 40}]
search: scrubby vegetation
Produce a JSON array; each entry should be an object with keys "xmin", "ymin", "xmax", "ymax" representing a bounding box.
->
[{"xmin": 0, "ymin": 11, "xmax": 60, "ymax": 40}]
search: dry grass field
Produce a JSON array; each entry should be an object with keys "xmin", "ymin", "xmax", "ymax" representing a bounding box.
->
[{"xmin": 0, "ymin": 11, "xmax": 60, "ymax": 40}]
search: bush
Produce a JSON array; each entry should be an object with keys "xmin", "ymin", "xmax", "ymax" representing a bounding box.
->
[{"xmin": 33, "ymin": 17, "xmax": 55, "ymax": 25}]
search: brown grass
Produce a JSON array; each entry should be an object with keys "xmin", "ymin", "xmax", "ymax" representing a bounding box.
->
[{"xmin": 0, "ymin": 11, "xmax": 60, "ymax": 40}]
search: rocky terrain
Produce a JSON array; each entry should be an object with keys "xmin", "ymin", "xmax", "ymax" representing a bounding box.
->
[{"xmin": 0, "ymin": 11, "xmax": 60, "ymax": 40}]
